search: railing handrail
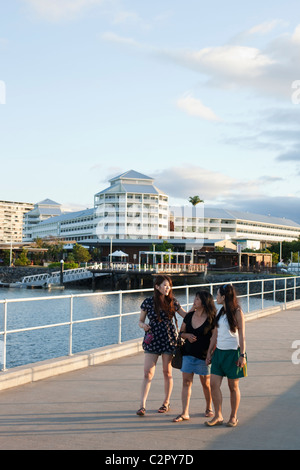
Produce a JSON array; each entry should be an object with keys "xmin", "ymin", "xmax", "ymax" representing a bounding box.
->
[{"xmin": 0, "ymin": 276, "xmax": 299, "ymax": 371}]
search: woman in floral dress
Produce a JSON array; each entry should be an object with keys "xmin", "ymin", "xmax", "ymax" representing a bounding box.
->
[{"xmin": 136, "ymin": 275, "xmax": 187, "ymax": 416}]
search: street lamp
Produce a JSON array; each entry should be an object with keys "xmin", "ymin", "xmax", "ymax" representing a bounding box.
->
[{"xmin": 60, "ymin": 259, "xmax": 64, "ymax": 286}]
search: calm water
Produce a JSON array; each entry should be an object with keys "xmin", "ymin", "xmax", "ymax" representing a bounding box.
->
[{"xmin": 0, "ymin": 282, "xmax": 285, "ymax": 369}]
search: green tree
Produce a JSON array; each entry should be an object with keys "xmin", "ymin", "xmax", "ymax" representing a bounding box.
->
[
  {"xmin": 269, "ymin": 238, "xmax": 300, "ymax": 263},
  {"xmin": 15, "ymin": 249, "xmax": 30, "ymax": 266},
  {"xmin": 72, "ymin": 244, "xmax": 91, "ymax": 263},
  {"xmin": 152, "ymin": 241, "xmax": 174, "ymax": 263}
]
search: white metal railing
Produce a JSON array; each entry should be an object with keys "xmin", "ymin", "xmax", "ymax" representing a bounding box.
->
[
  {"xmin": 90, "ymin": 262, "xmax": 207, "ymax": 273},
  {"xmin": 156, "ymin": 263, "xmax": 207, "ymax": 273},
  {"xmin": 0, "ymin": 276, "xmax": 299, "ymax": 371},
  {"xmin": 21, "ymin": 268, "xmax": 93, "ymax": 286}
]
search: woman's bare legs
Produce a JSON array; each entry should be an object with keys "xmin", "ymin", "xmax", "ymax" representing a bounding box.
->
[
  {"xmin": 161, "ymin": 353, "xmax": 173, "ymax": 406},
  {"xmin": 139, "ymin": 353, "xmax": 158, "ymax": 409},
  {"xmin": 206, "ymin": 374, "xmax": 223, "ymax": 424},
  {"xmin": 180, "ymin": 372, "xmax": 193, "ymax": 418},
  {"xmin": 227, "ymin": 378, "xmax": 240, "ymax": 425},
  {"xmin": 200, "ymin": 375, "xmax": 213, "ymax": 415}
]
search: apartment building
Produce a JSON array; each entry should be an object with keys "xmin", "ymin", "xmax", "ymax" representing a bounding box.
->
[{"xmin": 0, "ymin": 200, "xmax": 33, "ymax": 243}]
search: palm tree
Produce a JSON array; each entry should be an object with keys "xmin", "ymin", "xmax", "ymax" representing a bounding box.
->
[
  {"xmin": 188, "ymin": 196, "xmax": 204, "ymax": 234},
  {"xmin": 189, "ymin": 196, "xmax": 204, "ymax": 206}
]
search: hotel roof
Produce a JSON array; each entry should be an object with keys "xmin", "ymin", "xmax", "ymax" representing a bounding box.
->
[
  {"xmin": 95, "ymin": 170, "xmax": 167, "ymax": 196},
  {"xmin": 109, "ymin": 170, "xmax": 153, "ymax": 182},
  {"xmin": 38, "ymin": 208, "xmax": 95, "ymax": 225},
  {"xmin": 170, "ymin": 206, "xmax": 300, "ymax": 228}
]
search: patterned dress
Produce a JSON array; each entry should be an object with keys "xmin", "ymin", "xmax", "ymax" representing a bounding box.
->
[{"xmin": 140, "ymin": 297, "xmax": 181, "ymax": 354}]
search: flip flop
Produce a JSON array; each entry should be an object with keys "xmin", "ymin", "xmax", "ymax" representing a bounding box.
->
[
  {"xmin": 226, "ymin": 419, "xmax": 239, "ymax": 427},
  {"xmin": 205, "ymin": 409, "xmax": 214, "ymax": 417},
  {"xmin": 172, "ymin": 415, "xmax": 190, "ymax": 422},
  {"xmin": 204, "ymin": 419, "xmax": 224, "ymax": 427}
]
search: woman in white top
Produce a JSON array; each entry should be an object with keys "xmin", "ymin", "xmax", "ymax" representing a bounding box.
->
[{"xmin": 205, "ymin": 284, "xmax": 247, "ymax": 427}]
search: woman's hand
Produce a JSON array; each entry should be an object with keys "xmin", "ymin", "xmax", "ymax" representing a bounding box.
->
[
  {"xmin": 236, "ymin": 355, "xmax": 246, "ymax": 368},
  {"xmin": 139, "ymin": 322, "xmax": 150, "ymax": 332},
  {"xmin": 185, "ymin": 333, "xmax": 197, "ymax": 343},
  {"xmin": 206, "ymin": 352, "xmax": 212, "ymax": 365}
]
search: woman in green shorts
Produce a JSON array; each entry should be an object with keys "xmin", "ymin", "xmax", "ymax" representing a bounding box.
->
[{"xmin": 205, "ymin": 284, "xmax": 247, "ymax": 427}]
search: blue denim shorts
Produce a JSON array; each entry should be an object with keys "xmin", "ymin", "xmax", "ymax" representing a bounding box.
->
[{"xmin": 181, "ymin": 355, "xmax": 211, "ymax": 375}]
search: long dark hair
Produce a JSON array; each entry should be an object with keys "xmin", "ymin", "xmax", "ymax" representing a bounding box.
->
[
  {"xmin": 195, "ymin": 290, "xmax": 216, "ymax": 326},
  {"xmin": 153, "ymin": 275, "xmax": 175, "ymax": 321},
  {"xmin": 216, "ymin": 284, "xmax": 240, "ymax": 332}
]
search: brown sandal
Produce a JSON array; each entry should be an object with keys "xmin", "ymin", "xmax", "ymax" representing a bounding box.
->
[
  {"xmin": 158, "ymin": 403, "xmax": 170, "ymax": 413},
  {"xmin": 136, "ymin": 407, "xmax": 146, "ymax": 416}
]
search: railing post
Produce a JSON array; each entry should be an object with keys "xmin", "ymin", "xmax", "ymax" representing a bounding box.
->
[
  {"xmin": 2, "ymin": 300, "xmax": 7, "ymax": 371},
  {"xmin": 186, "ymin": 286, "xmax": 189, "ymax": 311},
  {"xmin": 284, "ymin": 278, "xmax": 287, "ymax": 306},
  {"xmin": 247, "ymin": 281, "xmax": 250, "ymax": 313},
  {"xmin": 118, "ymin": 291, "xmax": 123, "ymax": 344},
  {"xmin": 69, "ymin": 295, "xmax": 73, "ymax": 356},
  {"xmin": 262, "ymin": 279, "xmax": 264, "ymax": 310}
]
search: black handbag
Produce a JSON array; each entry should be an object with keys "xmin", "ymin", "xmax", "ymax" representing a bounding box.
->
[{"xmin": 172, "ymin": 335, "xmax": 184, "ymax": 369}]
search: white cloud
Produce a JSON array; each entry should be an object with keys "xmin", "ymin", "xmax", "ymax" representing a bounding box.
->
[
  {"xmin": 167, "ymin": 45, "xmax": 274, "ymax": 82},
  {"xmin": 292, "ymin": 24, "xmax": 300, "ymax": 43},
  {"xmin": 158, "ymin": 23, "xmax": 300, "ymax": 99},
  {"xmin": 153, "ymin": 166, "xmax": 261, "ymax": 203},
  {"xmin": 176, "ymin": 92, "xmax": 221, "ymax": 122},
  {"xmin": 247, "ymin": 19, "xmax": 285, "ymax": 35},
  {"xmin": 23, "ymin": 0, "xmax": 105, "ymax": 21},
  {"xmin": 101, "ymin": 32, "xmax": 143, "ymax": 48},
  {"xmin": 153, "ymin": 166, "xmax": 300, "ymax": 223}
]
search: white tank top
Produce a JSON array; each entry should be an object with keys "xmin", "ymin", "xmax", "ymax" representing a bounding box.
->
[{"xmin": 217, "ymin": 313, "xmax": 239, "ymax": 350}]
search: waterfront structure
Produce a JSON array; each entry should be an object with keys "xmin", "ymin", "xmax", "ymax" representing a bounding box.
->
[
  {"xmin": 0, "ymin": 200, "xmax": 34, "ymax": 243},
  {"xmin": 94, "ymin": 170, "xmax": 169, "ymax": 240},
  {"xmin": 23, "ymin": 199, "xmax": 62, "ymax": 241},
  {"xmin": 29, "ymin": 208, "xmax": 96, "ymax": 243},
  {"xmin": 23, "ymin": 170, "xmax": 300, "ymax": 250},
  {"xmin": 169, "ymin": 206, "xmax": 300, "ymax": 245}
]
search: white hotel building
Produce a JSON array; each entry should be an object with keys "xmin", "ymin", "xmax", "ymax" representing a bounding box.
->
[{"xmin": 23, "ymin": 170, "xmax": 300, "ymax": 249}]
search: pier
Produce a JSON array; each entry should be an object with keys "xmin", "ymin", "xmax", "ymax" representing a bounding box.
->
[{"xmin": 0, "ymin": 301, "xmax": 299, "ymax": 450}]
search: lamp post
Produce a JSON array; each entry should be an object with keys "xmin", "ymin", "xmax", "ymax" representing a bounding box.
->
[{"xmin": 60, "ymin": 259, "xmax": 64, "ymax": 286}]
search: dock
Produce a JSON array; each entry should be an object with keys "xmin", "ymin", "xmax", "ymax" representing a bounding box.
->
[{"xmin": 0, "ymin": 304, "xmax": 299, "ymax": 450}]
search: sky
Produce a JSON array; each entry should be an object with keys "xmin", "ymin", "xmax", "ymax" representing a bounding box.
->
[{"xmin": 1, "ymin": 0, "xmax": 300, "ymax": 223}]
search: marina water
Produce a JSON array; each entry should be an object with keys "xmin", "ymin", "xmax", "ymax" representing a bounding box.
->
[{"xmin": 0, "ymin": 283, "xmax": 283, "ymax": 370}]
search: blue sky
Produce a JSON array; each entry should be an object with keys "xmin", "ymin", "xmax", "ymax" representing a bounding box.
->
[{"xmin": 1, "ymin": 0, "xmax": 300, "ymax": 223}]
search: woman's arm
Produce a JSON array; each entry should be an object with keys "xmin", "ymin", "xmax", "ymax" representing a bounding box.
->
[
  {"xmin": 236, "ymin": 308, "xmax": 246, "ymax": 367},
  {"xmin": 139, "ymin": 309, "xmax": 150, "ymax": 332},
  {"xmin": 206, "ymin": 327, "xmax": 218, "ymax": 365},
  {"xmin": 180, "ymin": 321, "xmax": 197, "ymax": 343},
  {"xmin": 176, "ymin": 305, "xmax": 188, "ymax": 318}
]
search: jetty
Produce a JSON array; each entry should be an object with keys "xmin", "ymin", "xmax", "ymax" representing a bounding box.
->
[{"xmin": 0, "ymin": 302, "xmax": 299, "ymax": 451}]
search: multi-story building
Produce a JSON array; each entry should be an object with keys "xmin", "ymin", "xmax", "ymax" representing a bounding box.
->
[
  {"xmin": 169, "ymin": 206, "xmax": 300, "ymax": 245},
  {"xmin": 94, "ymin": 170, "xmax": 169, "ymax": 240},
  {"xmin": 23, "ymin": 170, "xmax": 300, "ymax": 250},
  {"xmin": 23, "ymin": 199, "xmax": 63, "ymax": 241},
  {"xmin": 0, "ymin": 200, "xmax": 34, "ymax": 243}
]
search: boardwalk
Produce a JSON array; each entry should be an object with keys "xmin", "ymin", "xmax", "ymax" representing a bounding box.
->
[{"xmin": 0, "ymin": 307, "xmax": 299, "ymax": 451}]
